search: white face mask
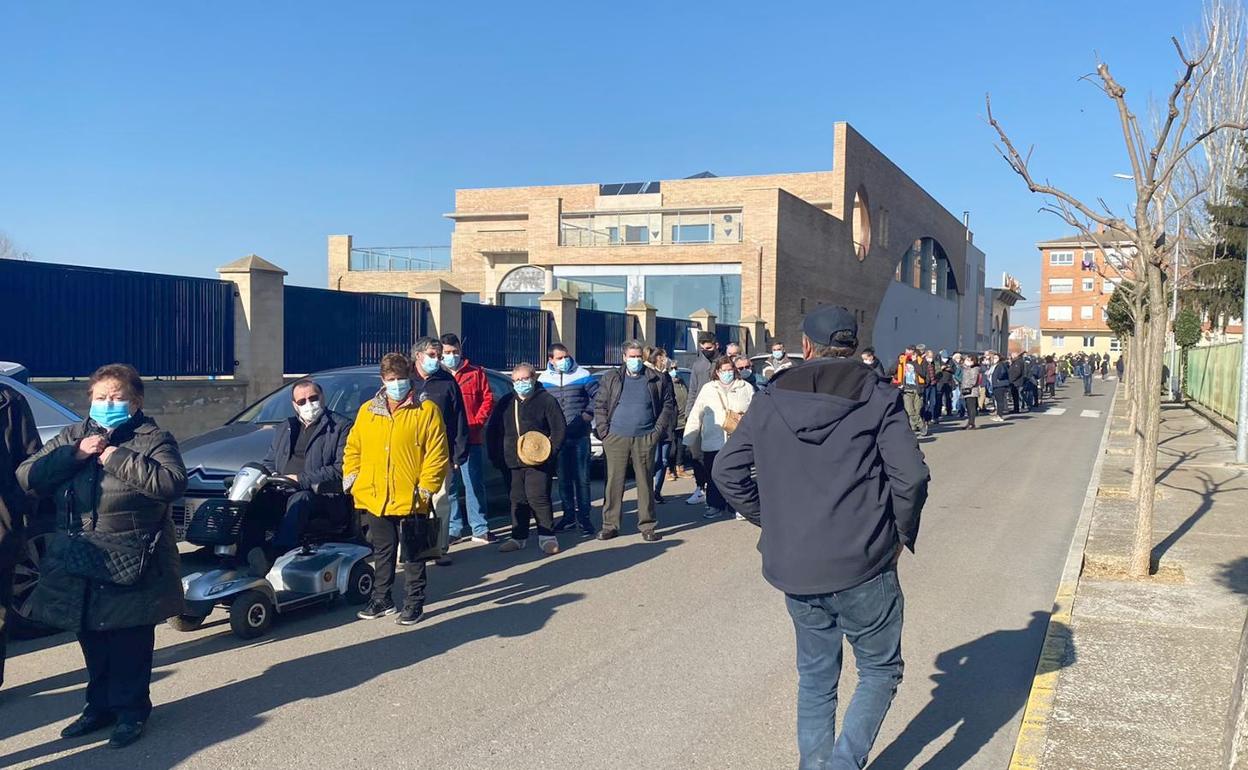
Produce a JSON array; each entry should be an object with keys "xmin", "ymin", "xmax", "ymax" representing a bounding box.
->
[{"xmin": 297, "ymin": 400, "xmax": 325, "ymax": 423}]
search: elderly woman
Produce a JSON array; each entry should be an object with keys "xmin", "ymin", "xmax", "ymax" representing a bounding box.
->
[
  {"xmin": 683, "ymin": 356, "xmax": 754, "ymax": 519},
  {"xmin": 18, "ymin": 364, "xmax": 186, "ymax": 749}
]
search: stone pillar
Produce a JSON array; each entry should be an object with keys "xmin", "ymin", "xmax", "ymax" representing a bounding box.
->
[
  {"xmin": 690, "ymin": 308, "xmax": 717, "ymax": 338},
  {"xmin": 217, "ymin": 254, "xmax": 288, "ymax": 403},
  {"xmin": 541, "ymin": 289, "xmax": 579, "ymax": 359},
  {"xmin": 627, "ymin": 301, "xmax": 657, "ymax": 345},
  {"xmin": 738, "ymin": 314, "xmax": 768, "ymax": 354},
  {"xmin": 411, "ymin": 279, "xmax": 464, "ymax": 339},
  {"xmin": 327, "ymin": 234, "xmax": 352, "ymax": 290}
]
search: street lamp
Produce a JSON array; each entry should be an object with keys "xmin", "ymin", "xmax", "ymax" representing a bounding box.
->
[{"xmin": 1237, "ymin": 224, "xmax": 1248, "ymax": 463}]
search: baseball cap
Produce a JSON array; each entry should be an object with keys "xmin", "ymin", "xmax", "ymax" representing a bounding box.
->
[{"xmin": 801, "ymin": 305, "xmax": 858, "ymax": 345}]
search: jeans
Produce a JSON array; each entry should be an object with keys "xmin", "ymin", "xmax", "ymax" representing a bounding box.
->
[
  {"xmin": 509, "ymin": 467, "xmax": 554, "ymax": 541},
  {"xmin": 786, "ymin": 568, "xmax": 905, "ymax": 770},
  {"xmin": 702, "ymin": 450, "xmax": 726, "ymax": 511},
  {"xmin": 921, "ymin": 386, "xmax": 939, "ymax": 423},
  {"xmin": 653, "ymin": 439, "xmax": 671, "ymax": 494},
  {"xmin": 79, "ymin": 624, "xmax": 157, "ymax": 724},
  {"xmin": 1083, "ymin": 374, "xmax": 1093, "ymax": 395},
  {"xmin": 601, "ymin": 431, "xmax": 658, "ymax": 536},
  {"xmin": 448, "ymin": 444, "xmax": 490, "ymax": 539},
  {"xmin": 364, "ymin": 513, "xmax": 428, "ymax": 611},
  {"xmin": 556, "ymin": 435, "xmax": 593, "ymax": 529}
]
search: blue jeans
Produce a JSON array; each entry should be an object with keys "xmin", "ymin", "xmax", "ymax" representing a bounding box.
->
[
  {"xmin": 653, "ymin": 439, "xmax": 671, "ymax": 494},
  {"xmin": 557, "ymin": 435, "xmax": 593, "ymax": 529},
  {"xmin": 447, "ymin": 444, "xmax": 490, "ymax": 538},
  {"xmin": 785, "ymin": 568, "xmax": 905, "ymax": 770},
  {"xmin": 1082, "ymin": 374, "xmax": 1093, "ymax": 395}
]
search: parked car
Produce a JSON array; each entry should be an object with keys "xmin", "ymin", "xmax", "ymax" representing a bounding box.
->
[
  {"xmin": 173, "ymin": 365, "xmax": 517, "ymax": 540},
  {"xmin": 0, "ymin": 373, "xmax": 81, "ymax": 443}
]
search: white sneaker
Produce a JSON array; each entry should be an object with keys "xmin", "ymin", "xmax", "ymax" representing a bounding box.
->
[
  {"xmin": 498, "ymin": 538, "xmax": 527, "ymax": 553},
  {"xmin": 538, "ymin": 536, "xmax": 559, "ymax": 555},
  {"xmin": 993, "ymin": 415, "xmax": 1005, "ymax": 423},
  {"xmin": 685, "ymin": 489, "xmax": 706, "ymax": 505},
  {"xmin": 734, "ymin": 511, "xmax": 746, "ymax": 521}
]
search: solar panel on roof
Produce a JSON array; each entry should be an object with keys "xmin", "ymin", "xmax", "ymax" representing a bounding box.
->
[
  {"xmin": 599, "ymin": 183, "xmax": 624, "ymax": 196},
  {"xmin": 619, "ymin": 182, "xmax": 644, "ymax": 195}
]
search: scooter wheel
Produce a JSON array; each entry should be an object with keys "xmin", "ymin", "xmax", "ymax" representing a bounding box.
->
[
  {"xmin": 344, "ymin": 561, "xmax": 374, "ymax": 606},
  {"xmin": 229, "ymin": 590, "xmax": 274, "ymax": 639},
  {"xmin": 168, "ymin": 614, "xmax": 208, "ymax": 632}
]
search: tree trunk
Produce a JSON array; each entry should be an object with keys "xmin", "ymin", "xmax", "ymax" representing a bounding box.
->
[
  {"xmin": 1130, "ymin": 291, "xmax": 1149, "ymax": 498},
  {"xmin": 1129, "ymin": 264, "xmax": 1169, "ymax": 577}
]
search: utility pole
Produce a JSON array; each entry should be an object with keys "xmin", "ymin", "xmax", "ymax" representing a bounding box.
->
[{"xmin": 1237, "ymin": 225, "xmax": 1248, "ymax": 463}]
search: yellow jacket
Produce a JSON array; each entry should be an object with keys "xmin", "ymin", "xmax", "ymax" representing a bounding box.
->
[{"xmin": 343, "ymin": 391, "xmax": 450, "ymax": 517}]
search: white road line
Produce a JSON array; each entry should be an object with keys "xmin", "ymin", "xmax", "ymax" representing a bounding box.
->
[
  {"xmin": 1080, "ymin": 409, "xmax": 1102, "ymax": 418},
  {"xmin": 1044, "ymin": 407, "xmax": 1067, "ymax": 415}
]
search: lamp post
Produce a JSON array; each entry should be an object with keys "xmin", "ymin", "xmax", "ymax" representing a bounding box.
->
[{"xmin": 1237, "ymin": 224, "xmax": 1248, "ymax": 463}]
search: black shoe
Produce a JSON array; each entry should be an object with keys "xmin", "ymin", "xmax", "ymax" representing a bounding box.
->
[
  {"xmin": 434, "ymin": 554, "xmax": 453, "ymax": 566},
  {"xmin": 552, "ymin": 517, "xmax": 575, "ymax": 532},
  {"xmin": 596, "ymin": 529, "xmax": 619, "ymax": 541},
  {"xmin": 357, "ymin": 598, "xmax": 397, "ymax": 620},
  {"xmin": 108, "ymin": 721, "xmax": 144, "ymax": 749},
  {"xmin": 396, "ymin": 607, "xmax": 424, "ymax": 626},
  {"xmin": 641, "ymin": 531, "xmax": 663, "ymax": 542},
  {"xmin": 654, "ymin": 493, "xmax": 666, "ymax": 504},
  {"xmin": 61, "ymin": 712, "xmax": 116, "ymax": 739},
  {"xmin": 580, "ymin": 526, "xmax": 597, "ymax": 538}
]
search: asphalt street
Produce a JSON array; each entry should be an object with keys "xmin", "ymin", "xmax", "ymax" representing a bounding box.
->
[{"xmin": 0, "ymin": 380, "xmax": 1113, "ymax": 769}]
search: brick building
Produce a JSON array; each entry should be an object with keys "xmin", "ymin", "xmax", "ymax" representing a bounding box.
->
[
  {"xmin": 1037, "ymin": 229, "xmax": 1133, "ymax": 356},
  {"xmin": 330, "ymin": 123, "xmax": 996, "ymax": 358}
]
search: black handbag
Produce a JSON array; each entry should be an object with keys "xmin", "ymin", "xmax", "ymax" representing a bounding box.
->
[
  {"xmin": 399, "ymin": 513, "xmax": 443, "ymax": 564},
  {"xmin": 50, "ymin": 466, "xmax": 164, "ymax": 587}
]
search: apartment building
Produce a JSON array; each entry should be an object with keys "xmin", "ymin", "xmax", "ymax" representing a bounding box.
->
[
  {"xmin": 1037, "ymin": 229, "xmax": 1133, "ymax": 356},
  {"xmin": 330, "ymin": 122, "xmax": 996, "ymax": 357}
]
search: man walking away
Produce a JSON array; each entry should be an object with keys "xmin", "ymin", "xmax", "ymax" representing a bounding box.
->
[
  {"xmin": 685, "ymin": 332, "xmax": 719, "ymax": 506},
  {"xmin": 0, "ymin": 382, "xmax": 40, "ymax": 689},
  {"xmin": 1007, "ymin": 351, "xmax": 1026, "ymax": 413},
  {"xmin": 713, "ymin": 306, "xmax": 930, "ymax": 769},
  {"xmin": 441, "ymin": 334, "xmax": 496, "ymax": 544},
  {"xmin": 539, "ymin": 343, "xmax": 598, "ymax": 536},
  {"xmin": 594, "ymin": 340, "xmax": 675, "ymax": 542}
]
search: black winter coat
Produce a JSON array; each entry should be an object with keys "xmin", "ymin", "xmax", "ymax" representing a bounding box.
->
[
  {"xmin": 1008, "ymin": 358, "xmax": 1027, "ymax": 387},
  {"xmin": 485, "ymin": 389, "xmax": 567, "ymax": 472},
  {"xmin": 593, "ymin": 366, "xmax": 676, "ymax": 441},
  {"xmin": 17, "ymin": 414, "xmax": 187, "ymax": 632},
  {"xmin": 0, "ymin": 384, "xmax": 41, "ymax": 569},
  {"xmin": 412, "ymin": 369, "xmax": 470, "ymax": 467},
  {"xmin": 260, "ymin": 410, "xmax": 351, "ymax": 493}
]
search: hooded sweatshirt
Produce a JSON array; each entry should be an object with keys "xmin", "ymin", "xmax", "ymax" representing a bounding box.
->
[{"xmin": 712, "ymin": 357, "xmax": 931, "ymax": 595}]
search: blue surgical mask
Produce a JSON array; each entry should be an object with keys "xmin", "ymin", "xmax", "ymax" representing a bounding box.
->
[
  {"xmin": 772, "ymin": 350, "xmax": 784, "ymax": 360},
  {"xmin": 669, "ymin": 369, "xmax": 678, "ymax": 379},
  {"xmin": 514, "ymin": 379, "xmax": 534, "ymax": 397},
  {"xmin": 718, "ymin": 371, "xmax": 736, "ymax": 384},
  {"xmin": 385, "ymin": 379, "xmax": 411, "ymax": 401},
  {"xmin": 89, "ymin": 401, "xmax": 131, "ymax": 429},
  {"xmin": 557, "ymin": 357, "xmax": 572, "ymax": 373},
  {"xmin": 421, "ymin": 355, "xmax": 441, "ymax": 375},
  {"xmin": 625, "ymin": 358, "xmax": 643, "ymax": 374},
  {"xmin": 442, "ymin": 353, "xmax": 461, "ymax": 370}
]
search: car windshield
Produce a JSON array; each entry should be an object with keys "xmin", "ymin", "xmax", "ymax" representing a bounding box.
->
[
  {"xmin": 232, "ymin": 371, "xmax": 381, "ymax": 424},
  {"xmin": 0, "ymin": 376, "xmax": 80, "ymax": 427}
]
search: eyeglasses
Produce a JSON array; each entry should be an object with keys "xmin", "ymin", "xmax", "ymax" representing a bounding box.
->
[{"xmin": 294, "ymin": 394, "xmax": 321, "ymax": 406}]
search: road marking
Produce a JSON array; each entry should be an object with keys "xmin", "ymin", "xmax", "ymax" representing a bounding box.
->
[
  {"xmin": 1044, "ymin": 407, "xmax": 1067, "ymax": 415},
  {"xmin": 1080, "ymin": 409, "xmax": 1101, "ymax": 418}
]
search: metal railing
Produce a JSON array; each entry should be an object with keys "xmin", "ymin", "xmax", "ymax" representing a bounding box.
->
[
  {"xmin": 655, "ymin": 316, "xmax": 700, "ymax": 353},
  {"xmin": 284, "ymin": 287, "xmax": 429, "ymax": 374},
  {"xmin": 559, "ymin": 208, "xmax": 743, "ymax": 247},
  {"xmin": 348, "ymin": 246, "xmax": 451, "ymax": 272}
]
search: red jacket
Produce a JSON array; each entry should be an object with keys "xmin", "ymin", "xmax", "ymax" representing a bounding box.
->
[{"xmin": 452, "ymin": 359, "xmax": 494, "ymax": 445}]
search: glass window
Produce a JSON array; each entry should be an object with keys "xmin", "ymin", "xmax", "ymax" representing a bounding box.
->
[
  {"xmin": 1109, "ymin": 337, "xmax": 1122, "ymax": 352},
  {"xmin": 1082, "ymin": 278, "xmax": 1095, "ymax": 292},
  {"xmin": 1049, "ymin": 251, "xmax": 1074, "ymax": 266},
  {"xmin": 1048, "ymin": 306, "xmax": 1072, "ymax": 321},
  {"xmin": 462, "ymin": 293, "xmax": 481, "ymax": 305},
  {"xmin": 1053, "ymin": 336, "xmax": 1065, "ymax": 348},
  {"xmin": 1082, "ymin": 335, "xmax": 1096, "ymax": 347},
  {"xmin": 671, "ymin": 224, "xmax": 712, "ymax": 243},
  {"xmin": 1103, "ymin": 281, "xmax": 1117, "ymax": 294},
  {"xmin": 499, "ymin": 292, "xmax": 542, "ymax": 309},
  {"xmin": 1048, "ymin": 278, "xmax": 1073, "ymax": 294},
  {"xmin": 234, "ymin": 372, "xmax": 381, "ymax": 424},
  {"xmin": 645, "ymin": 274, "xmax": 741, "ymax": 325},
  {"xmin": 607, "ymin": 227, "xmax": 620, "ymax": 245},
  {"xmin": 1081, "ymin": 306, "xmax": 1094, "ymax": 320},
  {"xmin": 558, "ymin": 275, "xmax": 628, "ymax": 313},
  {"xmin": 624, "ymin": 225, "xmax": 649, "ymax": 244}
]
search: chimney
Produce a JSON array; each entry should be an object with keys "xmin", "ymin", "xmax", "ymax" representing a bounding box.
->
[{"xmin": 1095, "ymin": 222, "xmax": 1105, "ymax": 235}]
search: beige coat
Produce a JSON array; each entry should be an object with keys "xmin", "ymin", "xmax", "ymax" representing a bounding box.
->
[{"xmin": 682, "ymin": 379, "xmax": 754, "ymax": 453}]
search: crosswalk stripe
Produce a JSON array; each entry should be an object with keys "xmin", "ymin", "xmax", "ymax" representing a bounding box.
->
[
  {"xmin": 1044, "ymin": 407, "xmax": 1067, "ymax": 415},
  {"xmin": 1080, "ymin": 410, "xmax": 1102, "ymax": 418}
]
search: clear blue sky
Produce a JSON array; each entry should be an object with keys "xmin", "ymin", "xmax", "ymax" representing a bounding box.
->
[{"xmin": 0, "ymin": 0, "xmax": 1207, "ymax": 326}]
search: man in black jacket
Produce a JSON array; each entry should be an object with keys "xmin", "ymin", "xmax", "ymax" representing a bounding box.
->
[
  {"xmin": 685, "ymin": 332, "xmax": 719, "ymax": 506},
  {"xmin": 713, "ymin": 305, "xmax": 930, "ymax": 769},
  {"xmin": 410, "ymin": 336, "xmax": 471, "ymax": 565},
  {"xmin": 1007, "ymin": 351, "xmax": 1026, "ymax": 413},
  {"xmin": 0, "ymin": 383, "xmax": 40, "ymax": 689},
  {"xmin": 594, "ymin": 340, "xmax": 676, "ymax": 542},
  {"xmin": 249, "ymin": 377, "xmax": 351, "ymax": 573}
]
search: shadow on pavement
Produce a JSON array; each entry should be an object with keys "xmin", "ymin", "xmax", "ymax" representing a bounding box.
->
[
  {"xmin": 1152, "ymin": 470, "xmax": 1248, "ymax": 562},
  {"xmin": 870, "ymin": 611, "xmax": 1069, "ymax": 769},
  {"xmin": 1216, "ymin": 557, "xmax": 1248, "ymax": 596}
]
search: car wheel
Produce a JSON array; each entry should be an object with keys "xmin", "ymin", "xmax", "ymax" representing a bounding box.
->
[
  {"xmin": 343, "ymin": 561, "xmax": 374, "ymax": 605},
  {"xmin": 228, "ymin": 590, "xmax": 274, "ymax": 639},
  {"xmin": 8, "ymin": 533, "xmax": 58, "ymax": 640},
  {"xmin": 167, "ymin": 614, "xmax": 208, "ymax": 632}
]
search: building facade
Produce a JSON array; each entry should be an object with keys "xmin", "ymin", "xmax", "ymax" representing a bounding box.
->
[
  {"xmin": 330, "ymin": 123, "xmax": 995, "ymax": 358},
  {"xmin": 1037, "ymin": 229, "xmax": 1133, "ymax": 356}
]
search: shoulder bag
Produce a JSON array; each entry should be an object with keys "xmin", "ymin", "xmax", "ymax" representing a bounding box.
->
[
  {"xmin": 49, "ymin": 465, "xmax": 164, "ymax": 587},
  {"xmin": 716, "ymin": 388, "xmax": 745, "ymax": 436}
]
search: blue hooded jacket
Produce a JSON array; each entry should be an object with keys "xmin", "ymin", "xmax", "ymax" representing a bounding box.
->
[{"xmin": 538, "ymin": 357, "xmax": 600, "ymax": 442}]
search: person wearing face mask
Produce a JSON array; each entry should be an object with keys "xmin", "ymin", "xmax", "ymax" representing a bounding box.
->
[
  {"xmin": 735, "ymin": 356, "xmax": 759, "ymax": 392},
  {"xmin": 486, "ymin": 363, "xmax": 566, "ymax": 555},
  {"xmin": 343, "ymin": 353, "xmax": 450, "ymax": 626},
  {"xmin": 538, "ymin": 343, "xmax": 599, "ymax": 536},
  {"xmin": 439, "ymin": 334, "xmax": 495, "ymax": 545},
  {"xmin": 763, "ymin": 342, "xmax": 793, "ymax": 381},
  {"xmin": 408, "ymin": 337, "xmax": 470, "ymax": 567},
  {"xmin": 684, "ymin": 356, "xmax": 755, "ymax": 518},
  {"xmin": 594, "ymin": 340, "xmax": 676, "ymax": 541},
  {"xmin": 685, "ymin": 332, "xmax": 720, "ymax": 506},
  {"xmin": 860, "ymin": 347, "xmax": 888, "ymax": 380},
  {"xmin": 18, "ymin": 364, "xmax": 187, "ymax": 749},
  {"xmin": 245, "ymin": 377, "xmax": 352, "ymax": 574}
]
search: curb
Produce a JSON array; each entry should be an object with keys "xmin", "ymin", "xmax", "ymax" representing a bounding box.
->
[
  {"xmin": 1186, "ymin": 398, "xmax": 1237, "ymax": 440},
  {"xmin": 1008, "ymin": 384, "xmax": 1119, "ymax": 770}
]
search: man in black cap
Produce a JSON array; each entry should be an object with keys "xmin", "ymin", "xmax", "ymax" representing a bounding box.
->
[{"xmin": 712, "ymin": 305, "xmax": 930, "ymax": 769}]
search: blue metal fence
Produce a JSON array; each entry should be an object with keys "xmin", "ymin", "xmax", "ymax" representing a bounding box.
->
[
  {"xmin": 716, "ymin": 325, "xmax": 741, "ymax": 350},
  {"xmin": 0, "ymin": 260, "xmax": 235, "ymax": 377},
  {"xmin": 461, "ymin": 303, "xmax": 549, "ymax": 370},
  {"xmin": 284, "ymin": 286, "xmax": 428, "ymax": 374},
  {"xmin": 655, "ymin": 316, "xmax": 700, "ymax": 354},
  {"xmin": 575, "ymin": 308, "xmax": 637, "ymax": 365}
]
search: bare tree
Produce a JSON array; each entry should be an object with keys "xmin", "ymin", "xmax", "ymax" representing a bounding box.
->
[
  {"xmin": 0, "ymin": 231, "xmax": 32, "ymax": 261},
  {"xmin": 987, "ymin": 24, "xmax": 1248, "ymax": 577}
]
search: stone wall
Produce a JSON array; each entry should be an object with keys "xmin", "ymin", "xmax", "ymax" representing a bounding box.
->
[{"xmin": 39, "ymin": 380, "xmax": 250, "ymax": 442}]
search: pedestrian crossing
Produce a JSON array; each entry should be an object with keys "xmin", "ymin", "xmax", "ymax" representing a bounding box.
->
[
  {"xmin": 1035, "ymin": 406, "xmax": 1102, "ymax": 418},
  {"xmin": 1080, "ymin": 409, "xmax": 1102, "ymax": 418}
]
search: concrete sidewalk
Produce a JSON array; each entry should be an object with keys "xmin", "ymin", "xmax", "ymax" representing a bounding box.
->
[{"xmin": 1018, "ymin": 387, "xmax": 1248, "ymax": 769}]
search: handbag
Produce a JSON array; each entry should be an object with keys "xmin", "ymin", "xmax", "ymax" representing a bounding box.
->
[
  {"xmin": 50, "ymin": 467, "xmax": 164, "ymax": 587},
  {"xmin": 514, "ymin": 400, "xmax": 551, "ymax": 466},
  {"xmin": 717, "ymin": 389, "xmax": 744, "ymax": 436},
  {"xmin": 400, "ymin": 512, "xmax": 443, "ymax": 563}
]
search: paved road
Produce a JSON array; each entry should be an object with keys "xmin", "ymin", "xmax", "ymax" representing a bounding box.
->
[{"xmin": 1, "ymin": 381, "xmax": 1113, "ymax": 769}]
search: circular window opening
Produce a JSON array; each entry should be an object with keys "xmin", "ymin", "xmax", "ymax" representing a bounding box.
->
[{"xmin": 852, "ymin": 187, "xmax": 871, "ymax": 261}]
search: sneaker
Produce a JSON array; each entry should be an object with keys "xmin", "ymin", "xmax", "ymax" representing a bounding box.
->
[
  {"xmin": 538, "ymin": 536, "xmax": 560, "ymax": 555},
  {"xmin": 702, "ymin": 507, "xmax": 724, "ymax": 519},
  {"xmin": 552, "ymin": 517, "xmax": 576, "ymax": 533},
  {"xmin": 734, "ymin": 511, "xmax": 746, "ymax": 521},
  {"xmin": 685, "ymin": 489, "xmax": 706, "ymax": 505},
  {"xmin": 357, "ymin": 598, "xmax": 397, "ymax": 620},
  {"xmin": 498, "ymin": 538, "xmax": 527, "ymax": 553},
  {"xmin": 654, "ymin": 492, "xmax": 666, "ymax": 504},
  {"xmin": 992, "ymin": 415, "xmax": 1005, "ymax": 423},
  {"xmin": 470, "ymin": 532, "xmax": 498, "ymax": 544},
  {"xmin": 396, "ymin": 607, "xmax": 424, "ymax": 626},
  {"xmin": 580, "ymin": 526, "xmax": 597, "ymax": 538}
]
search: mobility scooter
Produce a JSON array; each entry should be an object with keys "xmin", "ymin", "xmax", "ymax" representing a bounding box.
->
[{"xmin": 173, "ymin": 462, "xmax": 373, "ymax": 639}]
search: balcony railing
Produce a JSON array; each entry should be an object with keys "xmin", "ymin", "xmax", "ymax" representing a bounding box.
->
[
  {"xmin": 559, "ymin": 208, "xmax": 743, "ymax": 247},
  {"xmin": 349, "ymin": 246, "xmax": 451, "ymax": 272}
]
